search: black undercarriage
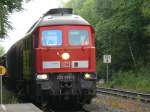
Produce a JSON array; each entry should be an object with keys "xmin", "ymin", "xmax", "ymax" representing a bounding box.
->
[
  {"xmin": 5, "ymin": 73, "xmax": 96, "ymax": 105},
  {"xmin": 35, "ymin": 73, "xmax": 96, "ymax": 104}
]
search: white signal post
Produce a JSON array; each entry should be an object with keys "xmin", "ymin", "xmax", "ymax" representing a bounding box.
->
[
  {"xmin": 103, "ymin": 55, "xmax": 111, "ymax": 83},
  {"xmin": 0, "ymin": 66, "xmax": 6, "ymax": 110}
]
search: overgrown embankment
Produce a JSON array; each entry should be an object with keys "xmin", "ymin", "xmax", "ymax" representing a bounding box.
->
[
  {"xmin": 2, "ymin": 86, "xmax": 18, "ymax": 104},
  {"xmin": 98, "ymin": 66, "xmax": 150, "ymax": 93}
]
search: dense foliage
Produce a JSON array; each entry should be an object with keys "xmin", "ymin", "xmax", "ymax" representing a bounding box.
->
[
  {"xmin": 65, "ymin": 0, "xmax": 150, "ymax": 91},
  {"xmin": 0, "ymin": 0, "xmax": 30, "ymax": 38}
]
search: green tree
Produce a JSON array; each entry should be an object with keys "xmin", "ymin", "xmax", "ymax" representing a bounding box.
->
[
  {"xmin": 0, "ymin": 0, "xmax": 30, "ymax": 38},
  {"xmin": 65, "ymin": 0, "xmax": 98, "ymax": 26},
  {"xmin": 141, "ymin": 0, "xmax": 150, "ymax": 63},
  {"xmin": 65, "ymin": 0, "xmax": 85, "ymax": 12},
  {"xmin": 95, "ymin": 0, "xmax": 150, "ymax": 71}
]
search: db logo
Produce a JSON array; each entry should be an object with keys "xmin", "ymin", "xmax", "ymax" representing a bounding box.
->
[{"xmin": 61, "ymin": 61, "xmax": 71, "ymax": 68}]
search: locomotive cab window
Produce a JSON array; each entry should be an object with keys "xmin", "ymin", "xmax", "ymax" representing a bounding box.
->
[
  {"xmin": 69, "ymin": 30, "xmax": 89, "ymax": 46},
  {"xmin": 41, "ymin": 30, "xmax": 62, "ymax": 46}
]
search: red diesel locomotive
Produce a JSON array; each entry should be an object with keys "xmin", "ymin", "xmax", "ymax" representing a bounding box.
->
[{"xmin": 6, "ymin": 8, "xmax": 96, "ymax": 104}]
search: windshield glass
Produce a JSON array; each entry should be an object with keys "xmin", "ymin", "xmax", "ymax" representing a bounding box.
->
[
  {"xmin": 41, "ymin": 30, "xmax": 62, "ymax": 46},
  {"xmin": 69, "ymin": 30, "xmax": 89, "ymax": 46}
]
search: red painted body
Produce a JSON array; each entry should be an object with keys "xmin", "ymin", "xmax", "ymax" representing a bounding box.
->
[{"xmin": 35, "ymin": 25, "xmax": 96, "ymax": 73}]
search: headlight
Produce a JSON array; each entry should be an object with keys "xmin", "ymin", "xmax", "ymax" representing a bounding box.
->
[
  {"xmin": 84, "ymin": 73, "xmax": 97, "ymax": 80},
  {"xmin": 36, "ymin": 74, "xmax": 48, "ymax": 80},
  {"xmin": 84, "ymin": 73, "xmax": 91, "ymax": 79},
  {"xmin": 61, "ymin": 52, "xmax": 70, "ymax": 60}
]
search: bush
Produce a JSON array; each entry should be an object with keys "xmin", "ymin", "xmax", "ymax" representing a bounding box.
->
[
  {"xmin": 2, "ymin": 86, "xmax": 18, "ymax": 104},
  {"xmin": 106, "ymin": 66, "xmax": 150, "ymax": 93}
]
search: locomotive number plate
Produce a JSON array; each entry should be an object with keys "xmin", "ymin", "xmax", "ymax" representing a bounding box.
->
[{"xmin": 57, "ymin": 75, "xmax": 75, "ymax": 80}]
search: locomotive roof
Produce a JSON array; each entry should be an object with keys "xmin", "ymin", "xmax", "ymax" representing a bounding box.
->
[
  {"xmin": 39, "ymin": 8, "xmax": 89, "ymax": 26},
  {"xmin": 38, "ymin": 14, "xmax": 90, "ymax": 26},
  {"xmin": 26, "ymin": 8, "xmax": 90, "ymax": 35}
]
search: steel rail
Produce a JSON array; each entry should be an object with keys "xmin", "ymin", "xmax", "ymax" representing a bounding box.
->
[{"xmin": 97, "ymin": 87, "xmax": 150, "ymax": 103}]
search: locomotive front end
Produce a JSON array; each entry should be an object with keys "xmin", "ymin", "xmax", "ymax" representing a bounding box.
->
[
  {"xmin": 35, "ymin": 25, "xmax": 96, "ymax": 103},
  {"xmin": 29, "ymin": 8, "xmax": 96, "ymax": 104}
]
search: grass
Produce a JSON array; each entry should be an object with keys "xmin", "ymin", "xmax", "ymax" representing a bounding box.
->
[
  {"xmin": 1, "ymin": 86, "xmax": 18, "ymax": 104},
  {"xmin": 97, "ymin": 66, "xmax": 150, "ymax": 93}
]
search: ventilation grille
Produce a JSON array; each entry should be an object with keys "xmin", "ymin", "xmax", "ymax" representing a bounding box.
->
[{"xmin": 45, "ymin": 8, "xmax": 73, "ymax": 16}]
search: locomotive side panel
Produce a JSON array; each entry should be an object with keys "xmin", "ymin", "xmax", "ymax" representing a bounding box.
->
[
  {"xmin": 22, "ymin": 32, "xmax": 38, "ymax": 81},
  {"xmin": 6, "ymin": 41, "xmax": 23, "ymax": 80},
  {"xmin": 23, "ymin": 35, "xmax": 34, "ymax": 80},
  {"xmin": 6, "ymin": 33, "xmax": 36, "ymax": 81}
]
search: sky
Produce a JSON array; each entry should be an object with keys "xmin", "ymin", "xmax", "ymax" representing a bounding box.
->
[{"xmin": 0, "ymin": 0, "xmax": 69, "ymax": 52}]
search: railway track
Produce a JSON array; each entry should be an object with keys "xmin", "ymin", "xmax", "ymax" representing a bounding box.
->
[{"xmin": 97, "ymin": 87, "xmax": 150, "ymax": 103}]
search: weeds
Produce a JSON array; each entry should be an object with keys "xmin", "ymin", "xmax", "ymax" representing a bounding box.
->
[
  {"xmin": 2, "ymin": 86, "xmax": 18, "ymax": 104},
  {"xmin": 98, "ymin": 66, "xmax": 150, "ymax": 93}
]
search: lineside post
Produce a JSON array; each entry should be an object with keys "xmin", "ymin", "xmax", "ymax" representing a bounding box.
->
[
  {"xmin": 103, "ymin": 55, "xmax": 111, "ymax": 83},
  {"xmin": 0, "ymin": 66, "xmax": 6, "ymax": 105},
  {"xmin": 0, "ymin": 75, "xmax": 2, "ymax": 105},
  {"xmin": 106, "ymin": 64, "xmax": 109, "ymax": 83}
]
